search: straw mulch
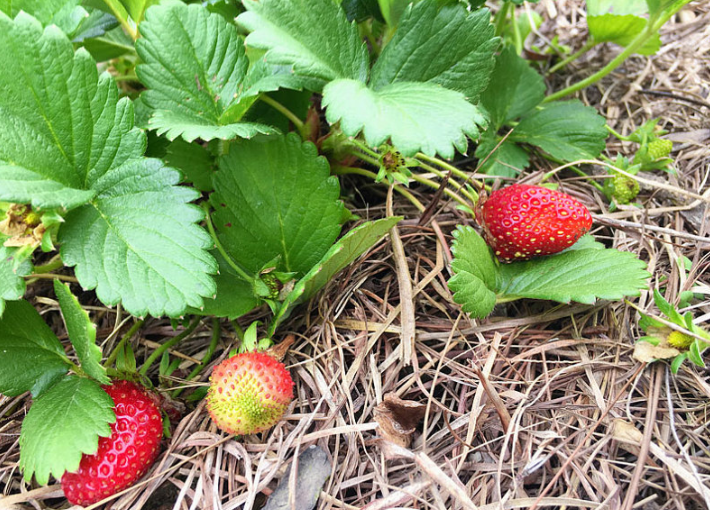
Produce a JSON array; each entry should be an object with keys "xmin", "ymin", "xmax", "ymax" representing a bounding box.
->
[{"xmin": 1, "ymin": 1, "xmax": 709, "ymax": 509}]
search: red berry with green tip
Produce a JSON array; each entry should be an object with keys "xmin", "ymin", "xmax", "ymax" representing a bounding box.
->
[
  {"xmin": 206, "ymin": 352, "xmax": 294, "ymax": 436},
  {"xmin": 477, "ymin": 184, "xmax": 592, "ymax": 262},
  {"xmin": 61, "ymin": 380, "xmax": 163, "ymax": 506}
]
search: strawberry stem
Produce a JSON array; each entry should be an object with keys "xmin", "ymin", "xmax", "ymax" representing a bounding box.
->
[
  {"xmin": 104, "ymin": 319, "xmax": 145, "ymax": 368},
  {"xmin": 139, "ymin": 317, "xmax": 202, "ymax": 377}
]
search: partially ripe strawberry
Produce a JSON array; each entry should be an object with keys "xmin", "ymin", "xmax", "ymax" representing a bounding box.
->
[
  {"xmin": 61, "ymin": 381, "xmax": 163, "ymax": 506},
  {"xmin": 477, "ymin": 184, "xmax": 592, "ymax": 262},
  {"xmin": 206, "ymin": 352, "xmax": 294, "ymax": 436}
]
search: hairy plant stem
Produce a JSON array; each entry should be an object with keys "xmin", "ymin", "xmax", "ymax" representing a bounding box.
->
[
  {"xmin": 416, "ymin": 161, "xmax": 477, "ymax": 204},
  {"xmin": 494, "ymin": 1, "xmax": 511, "ymax": 36},
  {"xmin": 201, "ymin": 202, "xmax": 253, "ymax": 283},
  {"xmin": 353, "ymin": 152, "xmax": 470, "ymax": 208},
  {"xmin": 104, "ymin": 319, "xmax": 145, "ymax": 368},
  {"xmin": 332, "ymin": 166, "xmax": 425, "ymax": 211},
  {"xmin": 258, "ymin": 94, "xmax": 305, "ymax": 132},
  {"xmin": 139, "ymin": 317, "xmax": 202, "ymax": 376},
  {"xmin": 415, "ymin": 152, "xmax": 484, "ymax": 192},
  {"xmin": 547, "ymin": 39, "xmax": 596, "ymax": 75},
  {"xmin": 543, "ymin": 7, "xmax": 680, "ymax": 102},
  {"xmin": 104, "ymin": 1, "xmax": 138, "ymax": 40},
  {"xmin": 171, "ymin": 318, "xmax": 220, "ymax": 398},
  {"xmin": 32, "ymin": 256, "xmax": 63, "ymax": 274}
]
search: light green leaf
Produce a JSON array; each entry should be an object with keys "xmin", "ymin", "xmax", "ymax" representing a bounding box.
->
[
  {"xmin": 588, "ymin": 0, "xmax": 648, "ymax": 16},
  {"xmin": 475, "ymin": 132, "xmax": 529, "ymax": 177},
  {"xmin": 164, "ymin": 139, "xmax": 215, "ymax": 192},
  {"xmin": 510, "ymin": 101, "xmax": 608, "ymax": 162},
  {"xmin": 19, "ymin": 376, "xmax": 115, "ymax": 485},
  {"xmin": 0, "ymin": 0, "xmax": 80, "ymax": 26},
  {"xmin": 370, "ymin": 3, "xmax": 497, "ymax": 102},
  {"xmin": 480, "ymin": 47, "xmax": 545, "ymax": 128},
  {"xmin": 237, "ymin": 0, "xmax": 369, "ymax": 91},
  {"xmin": 271, "ymin": 217, "xmax": 401, "ymax": 332},
  {"xmin": 147, "ymin": 110, "xmax": 277, "ymax": 143},
  {"xmin": 0, "ymin": 244, "xmax": 32, "ymax": 316},
  {"xmin": 0, "ymin": 300, "xmax": 70, "ymax": 397},
  {"xmin": 118, "ymin": 0, "xmax": 156, "ymax": 22},
  {"xmin": 194, "ymin": 251, "xmax": 260, "ymax": 320},
  {"xmin": 137, "ymin": 3, "xmax": 277, "ymax": 142},
  {"xmin": 497, "ymin": 249, "xmax": 650, "ymax": 303},
  {"xmin": 211, "ymin": 133, "xmax": 343, "ymax": 274},
  {"xmin": 587, "ymin": 14, "xmax": 660, "ymax": 55},
  {"xmin": 323, "ymin": 79, "xmax": 486, "ymax": 158},
  {"xmin": 59, "ymin": 159, "xmax": 218, "ymax": 318},
  {"xmin": 645, "ymin": 0, "xmax": 693, "ymax": 17},
  {"xmin": 0, "ymin": 12, "xmax": 143, "ymax": 210},
  {"xmin": 53, "ymin": 281, "xmax": 109, "ymax": 384},
  {"xmin": 448, "ymin": 226, "xmax": 498, "ymax": 318}
]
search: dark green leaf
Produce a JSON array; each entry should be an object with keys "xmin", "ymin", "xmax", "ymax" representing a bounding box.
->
[
  {"xmin": 272, "ymin": 217, "xmax": 400, "ymax": 331},
  {"xmin": 19, "ymin": 376, "xmax": 115, "ymax": 485},
  {"xmin": 497, "ymin": 249, "xmax": 650, "ymax": 303},
  {"xmin": 480, "ymin": 47, "xmax": 545, "ymax": 128},
  {"xmin": 164, "ymin": 139, "xmax": 215, "ymax": 192},
  {"xmin": 0, "ymin": 300, "xmax": 70, "ymax": 397},
  {"xmin": 370, "ymin": 3, "xmax": 498, "ymax": 102},
  {"xmin": 448, "ymin": 226, "xmax": 498, "ymax": 318},
  {"xmin": 137, "ymin": 3, "xmax": 277, "ymax": 142},
  {"xmin": 81, "ymin": 25, "xmax": 135, "ymax": 61},
  {"xmin": 342, "ymin": 0, "xmax": 383, "ymax": 22},
  {"xmin": 211, "ymin": 133, "xmax": 343, "ymax": 275},
  {"xmin": 53, "ymin": 281, "xmax": 109, "ymax": 384},
  {"xmin": 510, "ymin": 101, "xmax": 608, "ymax": 162},
  {"xmin": 237, "ymin": 0, "xmax": 369, "ymax": 91},
  {"xmin": 195, "ymin": 251, "xmax": 260, "ymax": 320}
]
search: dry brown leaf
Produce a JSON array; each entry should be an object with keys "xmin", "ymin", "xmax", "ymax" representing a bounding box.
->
[
  {"xmin": 632, "ymin": 341, "xmax": 680, "ymax": 363},
  {"xmin": 373, "ymin": 393, "xmax": 426, "ymax": 448}
]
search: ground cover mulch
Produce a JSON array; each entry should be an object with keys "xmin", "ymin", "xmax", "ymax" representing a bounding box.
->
[{"xmin": 1, "ymin": 1, "xmax": 709, "ymax": 509}]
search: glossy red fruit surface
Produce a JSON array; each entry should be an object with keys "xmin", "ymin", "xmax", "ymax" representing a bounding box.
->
[
  {"xmin": 61, "ymin": 380, "xmax": 163, "ymax": 506},
  {"xmin": 477, "ymin": 184, "xmax": 592, "ymax": 262},
  {"xmin": 207, "ymin": 351, "xmax": 294, "ymax": 436}
]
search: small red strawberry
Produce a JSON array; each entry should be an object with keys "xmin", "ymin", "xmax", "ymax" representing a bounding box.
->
[
  {"xmin": 61, "ymin": 380, "xmax": 163, "ymax": 506},
  {"xmin": 206, "ymin": 351, "xmax": 294, "ymax": 436},
  {"xmin": 477, "ymin": 184, "xmax": 592, "ymax": 262}
]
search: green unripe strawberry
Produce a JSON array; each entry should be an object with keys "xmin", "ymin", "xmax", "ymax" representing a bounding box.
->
[
  {"xmin": 206, "ymin": 352, "xmax": 294, "ymax": 435},
  {"xmin": 604, "ymin": 172, "xmax": 640, "ymax": 204},
  {"xmin": 647, "ymin": 139, "xmax": 672, "ymax": 160}
]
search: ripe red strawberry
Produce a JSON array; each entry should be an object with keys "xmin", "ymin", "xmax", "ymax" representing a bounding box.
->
[
  {"xmin": 477, "ymin": 184, "xmax": 592, "ymax": 262},
  {"xmin": 61, "ymin": 380, "xmax": 163, "ymax": 506},
  {"xmin": 206, "ymin": 351, "xmax": 294, "ymax": 436}
]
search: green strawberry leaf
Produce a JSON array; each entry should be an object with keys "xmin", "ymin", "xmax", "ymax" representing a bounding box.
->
[
  {"xmin": 19, "ymin": 375, "xmax": 115, "ymax": 485},
  {"xmin": 237, "ymin": 0, "xmax": 369, "ymax": 91},
  {"xmin": 0, "ymin": 13, "xmax": 144, "ymax": 210},
  {"xmin": 81, "ymin": 25, "xmax": 134, "ymax": 62},
  {"xmin": 271, "ymin": 217, "xmax": 401, "ymax": 332},
  {"xmin": 510, "ymin": 101, "xmax": 608, "ymax": 162},
  {"xmin": 211, "ymin": 133, "xmax": 343, "ymax": 275},
  {"xmin": 323, "ymin": 79, "xmax": 486, "ymax": 158},
  {"xmin": 645, "ymin": 0, "xmax": 693, "ymax": 17},
  {"xmin": 164, "ymin": 139, "xmax": 215, "ymax": 192},
  {"xmin": 70, "ymin": 8, "xmax": 119, "ymax": 42},
  {"xmin": 587, "ymin": 14, "xmax": 660, "ymax": 55},
  {"xmin": 0, "ymin": 300, "xmax": 70, "ymax": 397},
  {"xmin": 479, "ymin": 47, "xmax": 545, "ymax": 128},
  {"xmin": 377, "ymin": 0, "xmax": 410, "ymax": 25},
  {"xmin": 448, "ymin": 226, "xmax": 498, "ymax": 318},
  {"xmin": 475, "ymin": 132, "xmax": 529, "ymax": 177},
  {"xmin": 588, "ymin": 0, "xmax": 648, "ymax": 15},
  {"xmin": 58, "ymin": 159, "xmax": 218, "ymax": 318},
  {"xmin": 118, "ymin": 0, "xmax": 156, "ymax": 22},
  {"xmin": 195, "ymin": 251, "xmax": 260, "ymax": 320},
  {"xmin": 137, "ymin": 3, "xmax": 278, "ymax": 142},
  {"xmin": 53, "ymin": 281, "xmax": 109, "ymax": 384},
  {"xmin": 0, "ymin": 0, "xmax": 81, "ymax": 28},
  {"xmin": 497, "ymin": 249, "xmax": 650, "ymax": 303},
  {"xmin": 370, "ymin": 2, "xmax": 497, "ymax": 102},
  {"xmin": 448, "ymin": 227, "xmax": 650, "ymax": 318},
  {"xmin": 0, "ymin": 243, "xmax": 32, "ymax": 316}
]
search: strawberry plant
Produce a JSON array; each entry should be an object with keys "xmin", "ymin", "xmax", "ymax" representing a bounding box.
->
[{"xmin": 0, "ymin": 0, "xmax": 700, "ymax": 505}]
